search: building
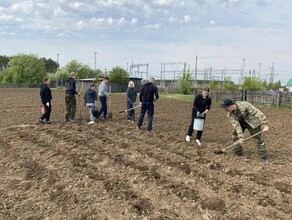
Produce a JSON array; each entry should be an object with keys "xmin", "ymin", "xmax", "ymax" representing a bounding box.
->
[{"xmin": 286, "ymin": 79, "xmax": 292, "ymax": 92}]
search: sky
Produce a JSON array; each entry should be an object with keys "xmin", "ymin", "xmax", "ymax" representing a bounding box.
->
[{"xmin": 0, "ymin": 0, "xmax": 292, "ymax": 85}]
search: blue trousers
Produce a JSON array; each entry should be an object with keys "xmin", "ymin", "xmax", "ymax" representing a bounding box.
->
[
  {"xmin": 98, "ymin": 96, "xmax": 107, "ymax": 118},
  {"xmin": 137, "ymin": 101, "xmax": 154, "ymax": 131}
]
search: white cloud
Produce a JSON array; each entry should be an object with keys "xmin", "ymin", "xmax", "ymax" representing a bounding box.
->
[
  {"xmin": 154, "ymin": 0, "xmax": 173, "ymax": 6},
  {"xmin": 210, "ymin": 20, "xmax": 216, "ymax": 25},
  {"xmin": 54, "ymin": 7, "xmax": 67, "ymax": 17},
  {"xmin": 0, "ymin": 0, "xmax": 292, "ymax": 84},
  {"xmin": 76, "ymin": 20, "xmax": 87, "ymax": 29},
  {"xmin": 69, "ymin": 2, "xmax": 85, "ymax": 10},
  {"xmin": 169, "ymin": 16, "xmax": 178, "ymax": 23},
  {"xmin": 131, "ymin": 18, "xmax": 138, "ymax": 26},
  {"xmin": 182, "ymin": 15, "xmax": 192, "ymax": 23},
  {"xmin": 90, "ymin": 17, "xmax": 106, "ymax": 26},
  {"xmin": 144, "ymin": 23, "xmax": 162, "ymax": 30},
  {"xmin": 117, "ymin": 17, "xmax": 127, "ymax": 26},
  {"xmin": 107, "ymin": 17, "xmax": 114, "ymax": 25}
]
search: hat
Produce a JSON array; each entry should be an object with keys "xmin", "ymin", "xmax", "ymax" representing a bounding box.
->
[{"xmin": 220, "ymin": 99, "xmax": 234, "ymax": 108}]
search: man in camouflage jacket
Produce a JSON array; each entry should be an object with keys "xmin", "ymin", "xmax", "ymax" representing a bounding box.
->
[{"xmin": 220, "ymin": 99, "xmax": 269, "ymax": 164}]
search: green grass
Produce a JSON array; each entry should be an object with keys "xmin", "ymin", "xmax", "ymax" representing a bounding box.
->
[{"xmin": 159, "ymin": 93, "xmax": 194, "ymax": 102}]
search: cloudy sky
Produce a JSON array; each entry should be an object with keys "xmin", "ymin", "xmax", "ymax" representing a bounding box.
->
[{"xmin": 0, "ymin": 0, "xmax": 291, "ymax": 84}]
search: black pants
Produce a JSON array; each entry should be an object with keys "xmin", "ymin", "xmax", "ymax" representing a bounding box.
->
[
  {"xmin": 187, "ymin": 108, "xmax": 204, "ymax": 140},
  {"xmin": 40, "ymin": 102, "xmax": 51, "ymax": 122},
  {"xmin": 127, "ymin": 101, "xmax": 135, "ymax": 121},
  {"xmin": 98, "ymin": 96, "xmax": 107, "ymax": 118},
  {"xmin": 137, "ymin": 101, "xmax": 154, "ymax": 131}
]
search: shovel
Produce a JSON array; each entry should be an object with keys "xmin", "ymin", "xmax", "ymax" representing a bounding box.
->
[
  {"xmin": 119, "ymin": 104, "xmax": 141, "ymax": 113},
  {"xmin": 214, "ymin": 130, "xmax": 264, "ymax": 154},
  {"xmin": 108, "ymin": 85, "xmax": 113, "ymax": 119}
]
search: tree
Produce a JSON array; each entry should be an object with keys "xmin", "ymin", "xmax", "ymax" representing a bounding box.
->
[
  {"xmin": 41, "ymin": 57, "xmax": 59, "ymax": 73},
  {"xmin": 108, "ymin": 66, "xmax": 129, "ymax": 83},
  {"xmin": 1, "ymin": 54, "xmax": 47, "ymax": 84},
  {"xmin": 0, "ymin": 55, "xmax": 10, "ymax": 71},
  {"xmin": 266, "ymin": 80, "xmax": 281, "ymax": 90},
  {"xmin": 178, "ymin": 71, "xmax": 192, "ymax": 94},
  {"xmin": 210, "ymin": 81, "xmax": 219, "ymax": 90},
  {"xmin": 64, "ymin": 60, "xmax": 100, "ymax": 79},
  {"xmin": 88, "ymin": 69, "xmax": 102, "ymax": 79},
  {"xmin": 222, "ymin": 77, "xmax": 238, "ymax": 90},
  {"xmin": 242, "ymin": 77, "xmax": 265, "ymax": 91}
]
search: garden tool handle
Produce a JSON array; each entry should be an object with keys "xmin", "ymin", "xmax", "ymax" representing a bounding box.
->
[
  {"xmin": 223, "ymin": 130, "xmax": 264, "ymax": 152},
  {"xmin": 119, "ymin": 105, "xmax": 142, "ymax": 113}
]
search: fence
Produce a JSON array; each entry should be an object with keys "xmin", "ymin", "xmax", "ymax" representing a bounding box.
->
[
  {"xmin": 1, "ymin": 82, "xmax": 292, "ymax": 107},
  {"xmin": 205, "ymin": 90, "xmax": 292, "ymax": 107},
  {"xmin": 0, "ymin": 83, "xmax": 39, "ymax": 88}
]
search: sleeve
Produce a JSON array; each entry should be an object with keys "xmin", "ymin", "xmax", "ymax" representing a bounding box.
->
[
  {"xmin": 126, "ymin": 88, "xmax": 131, "ymax": 103},
  {"xmin": 139, "ymin": 87, "xmax": 143, "ymax": 102},
  {"xmin": 93, "ymin": 91, "xmax": 97, "ymax": 101},
  {"xmin": 155, "ymin": 87, "xmax": 159, "ymax": 100},
  {"xmin": 193, "ymin": 95, "xmax": 200, "ymax": 111},
  {"xmin": 229, "ymin": 115, "xmax": 244, "ymax": 139},
  {"xmin": 206, "ymin": 98, "xmax": 212, "ymax": 110},
  {"xmin": 74, "ymin": 81, "xmax": 78, "ymax": 95}
]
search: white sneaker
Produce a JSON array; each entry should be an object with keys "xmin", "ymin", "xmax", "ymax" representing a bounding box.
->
[
  {"xmin": 88, "ymin": 121, "xmax": 94, "ymax": 125},
  {"xmin": 196, "ymin": 139, "xmax": 201, "ymax": 146},
  {"xmin": 185, "ymin": 135, "xmax": 191, "ymax": 142}
]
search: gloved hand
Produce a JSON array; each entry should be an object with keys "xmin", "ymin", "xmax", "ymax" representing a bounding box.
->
[
  {"xmin": 200, "ymin": 112, "xmax": 205, "ymax": 117},
  {"xmin": 196, "ymin": 112, "xmax": 201, "ymax": 118}
]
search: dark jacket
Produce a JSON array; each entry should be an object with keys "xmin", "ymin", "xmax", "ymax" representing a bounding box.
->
[
  {"xmin": 40, "ymin": 84, "xmax": 52, "ymax": 104},
  {"xmin": 66, "ymin": 77, "xmax": 78, "ymax": 96},
  {"xmin": 139, "ymin": 82, "xmax": 159, "ymax": 103},
  {"xmin": 127, "ymin": 87, "xmax": 137, "ymax": 103},
  {"xmin": 84, "ymin": 89, "xmax": 97, "ymax": 104},
  {"xmin": 193, "ymin": 94, "xmax": 212, "ymax": 113}
]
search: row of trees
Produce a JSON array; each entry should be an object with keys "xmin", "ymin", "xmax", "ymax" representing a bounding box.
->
[
  {"xmin": 178, "ymin": 71, "xmax": 283, "ymax": 95},
  {"xmin": 0, "ymin": 54, "xmax": 130, "ymax": 85}
]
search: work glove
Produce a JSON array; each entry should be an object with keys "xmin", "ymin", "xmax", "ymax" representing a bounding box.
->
[
  {"xmin": 200, "ymin": 112, "xmax": 205, "ymax": 117},
  {"xmin": 196, "ymin": 112, "xmax": 201, "ymax": 118}
]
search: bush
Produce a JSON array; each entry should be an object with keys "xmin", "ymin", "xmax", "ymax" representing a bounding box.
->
[
  {"xmin": 178, "ymin": 71, "xmax": 192, "ymax": 94},
  {"xmin": 108, "ymin": 66, "xmax": 129, "ymax": 83}
]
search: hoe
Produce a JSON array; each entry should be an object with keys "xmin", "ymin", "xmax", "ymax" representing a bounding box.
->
[{"xmin": 214, "ymin": 130, "xmax": 264, "ymax": 154}]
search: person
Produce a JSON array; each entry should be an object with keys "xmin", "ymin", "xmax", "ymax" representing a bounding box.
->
[
  {"xmin": 98, "ymin": 76, "xmax": 110, "ymax": 119},
  {"xmin": 39, "ymin": 77, "xmax": 52, "ymax": 124},
  {"xmin": 137, "ymin": 77, "xmax": 159, "ymax": 133},
  {"xmin": 64, "ymin": 72, "xmax": 80, "ymax": 122},
  {"xmin": 185, "ymin": 87, "xmax": 212, "ymax": 145},
  {"xmin": 220, "ymin": 99, "xmax": 269, "ymax": 165},
  {"xmin": 126, "ymin": 81, "xmax": 137, "ymax": 123},
  {"xmin": 84, "ymin": 83, "xmax": 98, "ymax": 125}
]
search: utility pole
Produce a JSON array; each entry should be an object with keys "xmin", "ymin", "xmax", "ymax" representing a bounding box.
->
[
  {"xmin": 94, "ymin": 52, "xmax": 97, "ymax": 70},
  {"xmin": 258, "ymin": 63, "xmax": 262, "ymax": 78},
  {"xmin": 241, "ymin": 58, "xmax": 246, "ymax": 84},
  {"xmin": 270, "ymin": 62, "xmax": 274, "ymax": 84},
  {"xmin": 194, "ymin": 55, "xmax": 198, "ymax": 81},
  {"xmin": 56, "ymin": 53, "xmax": 60, "ymax": 64}
]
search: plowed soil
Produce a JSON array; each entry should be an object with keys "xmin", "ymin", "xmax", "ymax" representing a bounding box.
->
[{"xmin": 0, "ymin": 88, "xmax": 291, "ymax": 220}]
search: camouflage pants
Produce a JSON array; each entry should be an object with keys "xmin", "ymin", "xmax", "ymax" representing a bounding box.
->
[
  {"xmin": 65, "ymin": 95, "xmax": 76, "ymax": 120},
  {"xmin": 232, "ymin": 122, "xmax": 267, "ymax": 159}
]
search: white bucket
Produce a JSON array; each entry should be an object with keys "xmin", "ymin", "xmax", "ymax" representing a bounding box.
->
[{"xmin": 193, "ymin": 118, "xmax": 204, "ymax": 131}]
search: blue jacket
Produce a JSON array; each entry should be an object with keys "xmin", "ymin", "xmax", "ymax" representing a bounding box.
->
[
  {"xmin": 84, "ymin": 88, "xmax": 97, "ymax": 104},
  {"xmin": 127, "ymin": 87, "xmax": 137, "ymax": 103}
]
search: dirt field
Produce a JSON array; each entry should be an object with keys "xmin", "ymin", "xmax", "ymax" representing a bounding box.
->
[{"xmin": 0, "ymin": 88, "xmax": 291, "ymax": 220}]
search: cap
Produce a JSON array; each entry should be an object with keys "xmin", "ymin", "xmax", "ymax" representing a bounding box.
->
[{"xmin": 220, "ymin": 99, "xmax": 234, "ymax": 108}]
